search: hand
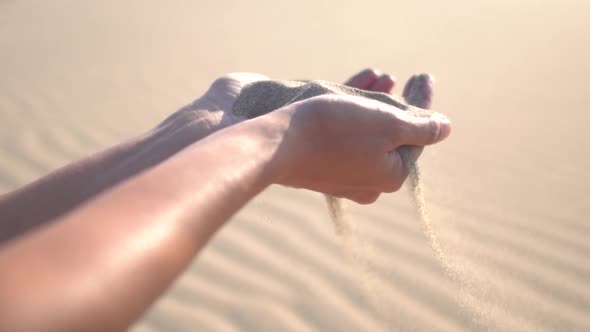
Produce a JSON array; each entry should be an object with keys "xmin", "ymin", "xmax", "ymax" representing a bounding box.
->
[
  {"xmin": 328, "ymin": 68, "xmax": 437, "ymax": 204},
  {"xmin": 264, "ymin": 85, "xmax": 450, "ymax": 205}
]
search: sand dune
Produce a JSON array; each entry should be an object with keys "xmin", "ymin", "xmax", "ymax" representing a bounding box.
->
[{"xmin": 1, "ymin": 0, "xmax": 589, "ymax": 331}]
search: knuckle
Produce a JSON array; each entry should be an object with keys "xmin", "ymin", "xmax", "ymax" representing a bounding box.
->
[
  {"xmin": 302, "ymin": 94, "xmax": 356, "ymax": 120},
  {"xmin": 296, "ymin": 97, "xmax": 330, "ymax": 122},
  {"xmin": 206, "ymin": 76, "xmax": 235, "ymax": 94},
  {"xmin": 210, "ymin": 75, "xmax": 232, "ymax": 87},
  {"xmin": 308, "ymin": 94, "xmax": 341, "ymax": 108}
]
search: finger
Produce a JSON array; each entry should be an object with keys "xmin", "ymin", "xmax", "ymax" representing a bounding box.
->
[
  {"xmin": 347, "ymin": 192, "xmax": 381, "ymax": 205},
  {"xmin": 303, "ymin": 94, "xmax": 450, "ymax": 146},
  {"xmin": 402, "ymin": 75, "xmax": 416, "ymax": 99},
  {"xmin": 390, "ymin": 111, "xmax": 452, "ymax": 147},
  {"xmin": 401, "ymin": 73, "xmax": 435, "ymax": 161},
  {"xmin": 377, "ymin": 150, "xmax": 409, "ymax": 193},
  {"xmin": 344, "ymin": 68, "xmax": 381, "ymax": 89},
  {"xmin": 403, "ymin": 73, "xmax": 434, "ymax": 109},
  {"xmin": 369, "ymin": 74, "xmax": 396, "ymax": 93}
]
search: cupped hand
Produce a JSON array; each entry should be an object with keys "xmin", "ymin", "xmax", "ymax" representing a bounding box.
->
[{"xmin": 263, "ymin": 74, "xmax": 449, "ymax": 204}]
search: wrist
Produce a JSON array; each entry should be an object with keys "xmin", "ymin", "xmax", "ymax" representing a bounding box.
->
[
  {"xmin": 234, "ymin": 116, "xmax": 289, "ymax": 188},
  {"xmin": 245, "ymin": 108, "xmax": 300, "ymax": 187},
  {"xmin": 153, "ymin": 110, "xmax": 218, "ymax": 147}
]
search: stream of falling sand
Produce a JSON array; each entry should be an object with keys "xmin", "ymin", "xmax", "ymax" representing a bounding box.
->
[
  {"xmin": 325, "ymin": 78, "xmax": 494, "ymax": 330},
  {"xmin": 325, "ymin": 154, "xmax": 494, "ymax": 331},
  {"xmin": 401, "ymin": 154, "xmax": 450, "ymax": 278}
]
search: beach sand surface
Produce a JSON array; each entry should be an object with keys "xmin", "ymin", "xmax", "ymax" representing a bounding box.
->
[{"xmin": 1, "ymin": 1, "xmax": 589, "ymax": 331}]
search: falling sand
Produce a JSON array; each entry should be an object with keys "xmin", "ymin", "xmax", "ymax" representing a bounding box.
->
[{"xmin": 233, "ymin": 77, "xmax": 490, "ymax": 330}]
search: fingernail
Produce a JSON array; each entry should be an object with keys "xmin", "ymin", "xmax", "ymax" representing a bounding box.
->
[{"xmin": 430, "ymin": 113, "xmax": 452, "ymax": 141}]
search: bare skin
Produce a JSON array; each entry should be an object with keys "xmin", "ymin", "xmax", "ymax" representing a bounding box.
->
[
  {"xmin": 0, "ymin": 69, "xmax": 450, "ymax": 332},
  {"xmin": 0, "ymin": 69, "xmax": 398, "ymax": 242}
]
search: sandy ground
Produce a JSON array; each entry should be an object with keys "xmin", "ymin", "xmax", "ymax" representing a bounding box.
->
[{"xmin": 1, "ymin": 0, "xmax": 589, "ymax": 331}]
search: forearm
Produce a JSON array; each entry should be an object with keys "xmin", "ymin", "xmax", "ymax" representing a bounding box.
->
[
  {"xmin": 0, "ymin": 117, "xmax": 211, "ymax": 242},
  {"xmin": 0, "ymin": 116, "xmax": 282, "ymax": 332}
]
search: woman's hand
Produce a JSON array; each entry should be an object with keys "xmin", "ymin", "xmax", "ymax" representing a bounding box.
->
[{"xmin": 264, "ymin": 93, "xmax": 451, "ymax": 204}]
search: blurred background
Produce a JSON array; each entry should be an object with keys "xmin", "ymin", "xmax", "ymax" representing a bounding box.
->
[{"xmin": 1, "ymin": 0, "xmax": 589, "ymax": 331}]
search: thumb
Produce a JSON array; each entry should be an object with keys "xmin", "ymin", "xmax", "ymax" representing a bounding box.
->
[{"xmin": 392, "ymin": 111, "xmax": 452, "ymax": 147}]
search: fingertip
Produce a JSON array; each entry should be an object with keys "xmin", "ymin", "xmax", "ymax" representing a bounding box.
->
[
  {"xmin": 403, "ymin": 73, "xmax": 435, "ymax": 109},
  {"xmin": 431, "ymin": 113, "xmax": 452, "ymax": 141},
  {"xmin": 345, "ymin": 68, "xmax": 381, "ymax": 89},
  {"xmin": 370, "ymin": 74, "xmax": 396, "ymax": 93},
  {"xmin": 439, "ymin": 120, "xmax": 452, "ymax": 141}
]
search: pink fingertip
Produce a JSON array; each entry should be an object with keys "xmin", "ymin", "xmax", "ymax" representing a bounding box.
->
[
  {"xmin": 346, "ymin": 68, "xmax": 381, "ymax": 89},
  {"xmin": 371, "ymin": 74, "xmax": 395, "ymax": 92}
]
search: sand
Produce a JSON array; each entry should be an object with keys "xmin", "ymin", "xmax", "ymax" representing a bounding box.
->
[
  {"xmin": 1, "ymin": 1, "xmax": 590, "ymax": 331},
  {"xmin": 233, "ymin": 80, "xmax": 411, "ymax": 117}
]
